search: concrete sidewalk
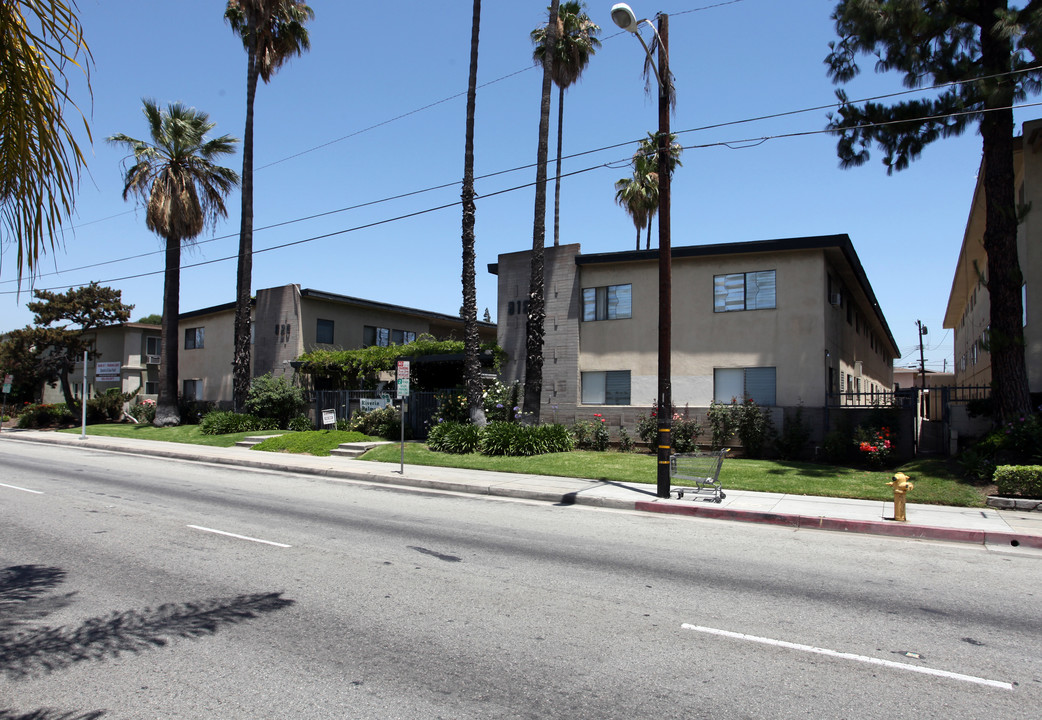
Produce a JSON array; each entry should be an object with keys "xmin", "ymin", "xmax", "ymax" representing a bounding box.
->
[{"xmin": 3, "ymin": 429, "xmax": 1042, "ymax": 550}]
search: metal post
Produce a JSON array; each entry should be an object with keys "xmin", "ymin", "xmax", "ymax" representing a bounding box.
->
[
  {"xmin": 655, "ymin": 13, "xmax": 672, "ymax": 499},
  {"xmin": 80, "ymin": 349, "xmax": 88, "ymax": 439}
]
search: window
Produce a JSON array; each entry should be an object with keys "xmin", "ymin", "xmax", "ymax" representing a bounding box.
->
[
  {"xmin": 183, "ymin": 379, "xmax": 201, "ymax": 401},
  {"xmin": 146, "ymin": 336, "xmax": 162, "ymax": 356},
  {"xmin": 583, "ymin": 284, "xmax": 632, "ymax": 321},
  {"xmin": 714, "ymin": 271, "xmax": 776, "ymax": 312},
  {"xmin": 145, "ymin": 381, "xmax": 158, "ymax": 395},
  {"xmin": 391, "ymin": 329, "xmax": 416, "ymax": 345},
  {"xmin": 316, "ymin": 319, "xmax": 334, "ymax": 344},
  {"xmin": 364, "ymin": 326, "xmax": 414, "ymax": 346},
  {"xmin": 713, "ymin": 367, "xmax": 776, "ymax": 406},
  {"xmin": 184, "ymin": 327, "xmax": 204, "ymax": 349},
  {"xmin": 581, "ymin": 370, "xmax": 631, "ymax": 405}
]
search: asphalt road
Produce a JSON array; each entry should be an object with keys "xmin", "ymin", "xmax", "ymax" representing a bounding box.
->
[{"xmin": 2, "ymin": 440, "xmax": 1041, "ymax": 719}]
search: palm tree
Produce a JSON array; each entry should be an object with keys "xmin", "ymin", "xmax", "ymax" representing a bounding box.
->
[
  {"xmin": 626, "ymin": 132, "xmax": 682, "ymax": 249},
  {"xmin": 531, "ymin": 1, "xmax": 600, "ymax": 247},
  {"xmin": 0, "ymin": 0, "xmax": 92, "ymax": 283},
  {"xmin": 225, "ymin": 0, "xmax": 314, "ymax": 413},
  {"xmin": 461, "ymin": 0, "xmax": 486, "ymax": 426},
  {"xmin": 614, "ymin": 155, "xmax": 655, "ymax": 251},
  {"xmin": 109, "ymin": 101, "xmax": 239, "ymax": 427},
  {"xmin": 524, "ymin": 0, "xmax": 560, "ymax": 423}
]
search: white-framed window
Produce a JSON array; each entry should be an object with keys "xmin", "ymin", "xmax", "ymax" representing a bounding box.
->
[
  {"xmin": 582, "ymin": 284, "xmax": 632, "ymax": 321},
  {"xmin": 364, "ymin": 326, "xmax": 415, "ymax": 346},
  {"xmin": 184, "ymin": 327, "xmax": 204, "ymax": 349},
  {"xmin": 316, "ymin": 318, "xmax": 334, "ymax": 344},
  {"xmin": 146, "ymin": 336, "xmax": 162, "ymax": 356},
  {"xmin": 713, "ymin": 367, "xmax": 776, "ymax": 406},
  {"xmin": 581, "ymin": 370, "xmax": 631, "ymax": 405},
  {"xmin": 714, "ymin": 270, "xmax": 776, "ymax": 312},
  {"xmin": 182, "ymin": 379, "xmax": 201, "ymax": 401}
]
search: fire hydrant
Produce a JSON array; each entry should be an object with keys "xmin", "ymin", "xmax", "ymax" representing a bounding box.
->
[{"xmin": 888, "ymin": 472, "xmax": 914, "ymax": 522}]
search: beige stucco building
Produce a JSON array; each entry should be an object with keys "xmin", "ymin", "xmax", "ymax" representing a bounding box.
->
[
  {"xmin": 491, "ymin": 235, "xmax": 898, "ymax": 429},
  {"xmin": 177, "ymin": 284, "xmax": 496, "ymax": 404},
  {"xmin": 41, "ymin": 322, "xmax": 162, "ymax": 403},
  {"xmin": 944, "ymin": 118, "xmax": 1042, "ymax": 394}
]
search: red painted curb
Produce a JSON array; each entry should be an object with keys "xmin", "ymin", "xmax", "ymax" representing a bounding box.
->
[{"xmin": 634, "ymin": 500, "xmax": 1042, "ymax": 548}]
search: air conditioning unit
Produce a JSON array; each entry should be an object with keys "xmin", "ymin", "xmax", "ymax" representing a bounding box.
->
[
  {"xmin": 829, "ymin": 292, "xmax": 842, "ymax": 306},
  {"xmin": 146, "ymin": 355, "xmax": 161, "ymax": 365}
]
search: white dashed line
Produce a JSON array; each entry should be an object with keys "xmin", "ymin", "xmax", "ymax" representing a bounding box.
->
[
  {"xmin": 0, "ymin": 482, "xmax": 43, "ymax": 494},
  {"xmin": 187, "ymin": 525, "xmax": 291, "ymax": 548},
  {"xmin": 681, "ymin": 624, "xmax": 1013, "ymax": 691}
]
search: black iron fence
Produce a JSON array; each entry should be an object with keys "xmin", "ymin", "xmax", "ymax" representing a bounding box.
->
[{"xmin": 308, "ymin": 389, "xmax": 442, "ymax": 439}]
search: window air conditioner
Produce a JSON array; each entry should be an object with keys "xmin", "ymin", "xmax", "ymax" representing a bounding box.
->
[
  {"xmin": 829, "ymin": 293, "xmax": 842, "ymax": 306},
  {"xmin": 146, "ymin": 355, "xmax": 161, "ymax": 365}
]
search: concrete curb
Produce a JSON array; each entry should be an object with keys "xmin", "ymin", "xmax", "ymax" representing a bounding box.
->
[{"xmin": 634, "ymin": 500, "xmax": 1042, "ymax": 549}]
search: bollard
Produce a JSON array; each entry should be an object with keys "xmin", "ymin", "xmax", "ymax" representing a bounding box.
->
[{"xmin": 887, "ymin": 472, "xmax": 914, "ymax": 522}]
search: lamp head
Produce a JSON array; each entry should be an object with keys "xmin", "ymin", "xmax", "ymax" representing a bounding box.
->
[{"xmin": 611, "ymin": 3, "xmax": 640, "ymax": 32}]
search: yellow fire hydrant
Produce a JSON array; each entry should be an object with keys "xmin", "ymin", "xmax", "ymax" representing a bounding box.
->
[{"xmin": 888, "ymin": 472, "xmax": 914, "ymax": 522}]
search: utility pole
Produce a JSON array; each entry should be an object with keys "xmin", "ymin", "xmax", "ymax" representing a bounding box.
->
[{"xmin": 916, "ymin": 320, "xmax": 928, "ymax": 418}]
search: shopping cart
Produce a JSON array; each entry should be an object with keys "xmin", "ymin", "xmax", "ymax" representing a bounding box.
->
[{"xmin": 669, "ymin": 449, "xmax": 727, "ymax": 502}]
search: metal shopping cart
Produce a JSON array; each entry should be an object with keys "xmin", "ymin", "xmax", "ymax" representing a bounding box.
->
[{"xmin": 669, "ymin": 449, "xmax": 727, "ymax": 502}]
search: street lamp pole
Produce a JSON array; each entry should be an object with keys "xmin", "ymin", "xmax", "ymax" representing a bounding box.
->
[{"xmin": 612, "ymin": 4, "xmax": 672, "ymax": 498}]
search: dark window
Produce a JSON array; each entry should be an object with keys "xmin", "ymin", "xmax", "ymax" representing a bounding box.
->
[
  {"xmin": 316, "ymin": 319, "xmax": 334, "ymax": 344},
  {"xmin": 146, "ymin": 336, "xmax": 162, "ymax": 356},
  {"xmin": 184, "ymin": 327, "xmax": 204, "ymax": 349}
]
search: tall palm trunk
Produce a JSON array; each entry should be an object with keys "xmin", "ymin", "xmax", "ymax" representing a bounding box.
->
[
  {"xmin": 462, "ymin": 0, "xmax": 485, "ymax": 426},
  {"xmin": 156, "ymin": 234, "xmax": 182, "ymax": 427},
  {"xmin": 552, "ymin": 85, "xmax": 565, "ymax": 247},
  {"xmin": 524, "ymin": 0, "xmax": 559, "ymax": 423},
  {"xmin": 233, "ymin": 37, "xmax": 260, "ymax": 413}
]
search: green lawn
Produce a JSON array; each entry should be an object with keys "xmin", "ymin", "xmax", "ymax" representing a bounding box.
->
[
  {"xmin": 59, "ymin": 424, "xmax": 987, "ymax": 507},
  {"xmin": 360, "ymin": 443, "xmax": 987, "ymax": 507}
]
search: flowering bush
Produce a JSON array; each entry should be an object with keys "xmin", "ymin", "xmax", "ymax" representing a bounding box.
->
[
  {"xmin": 854, "ymin": 425, "xmax": 893, "ymax": 467},
  {"xmin": 130, "ymin": 398, "xmax": 156, "ymax": 424},
  {"xmin": 571, "ymin": 415, "xmax": 610, "ymax": 451}
]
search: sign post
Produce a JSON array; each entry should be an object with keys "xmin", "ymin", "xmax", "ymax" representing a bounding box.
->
[
  {"xmin": 1, "ymin": 374, "xmax": 12, "ymax": 433},
  {"xmin": 396, "ymin": 360, "xmax": 410, "ymax": 474},
  {"xmin": 80, "ymin": 350, "xmax": 88, "ymax": 439}
]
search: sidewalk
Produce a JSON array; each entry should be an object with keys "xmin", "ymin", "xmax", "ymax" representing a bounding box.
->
[{"xmin": 4, "ymin": 429, "xmax": 1042, "ymax": 551}]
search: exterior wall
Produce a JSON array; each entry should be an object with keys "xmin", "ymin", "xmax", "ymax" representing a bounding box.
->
[
  {"xmin": 255, "ymin": 284, "xmax": 305, "ymax": 383},
  {"xmin": 946, "ymin": 118, "xmax": 1041, "ymax": 393},
  {"xmin": 41, "ymin": 323, "xmax": 161, "ymax": 404},
  {"xmin": 492, "ymin": 237, "xmax": 897, "ymax": 433},
  {"xmin": 178, "ymin": 309, "xmax": 235, "ymax": 405}
]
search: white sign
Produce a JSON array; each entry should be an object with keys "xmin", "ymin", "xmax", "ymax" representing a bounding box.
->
[
  {"xmin": 321, "ymin": 408, "xmax": 337, "ymax": 426},
  {"xmin": 396, "ymin": 360, "xmax": 410, "ymax": 379},
  {"xmin": 359, "ymin": 397, "xmax": 389, "ymax": 412},
  {"xmin": 96, "ymin": 362, "xmax": 121, "ymax": 382},
  {"xmin": 396, "ymin": 378, "xmax": 410, "ymax": 397}
]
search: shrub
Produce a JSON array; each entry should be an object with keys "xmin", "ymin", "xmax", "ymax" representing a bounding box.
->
[
  {"xmin": 672, "ymin": 416, "xmax": 702, "ymax": 454},
  {"xmin": 822, "ymin": 429, "xmax": 853, "ymax": 464},
  {"xmin": 994, "ymin": 465, "xmax": 1042, "ymax": 498},
  {"xmin": 349, "ymin": 405, "xmax": 404, "ymax": 440},
  {"xmin": 735, "ymin": 400, "xmax": 774, "ymax": 459},
  {"xmin": 853, "ymin": 425, "xmax": 895, "ymax": 467},
  {"xmin": 287, "ymin": 414, "xmax": 314, "ymax": 432},
  {"xmin": 199, "ymin": 410, "xmax": 278, "ymax": 435},
  {"xmin": 428, "ymin": 421, "xmax": 482, "ymax": 454},
  {"xmin": 245, "ymin": 373, "xmax": 307, "ymax": 428},
  {"xmin": 707, "ymin": 402, "xmax": 739, "ymax": 450},
  {"xmin": 635, "ymin": 411, "xmax": 658, "ymax": 445},
  {"xmin": 775, "ymin": 406, "xmax": 812, "ymax": 460},
  {"xmin": 535, "ymin": 423, "xmax": 575, "ymax": 453},
  {"xmin": 480, "ymin": 421, "xmax": 523, "ymax": 456},
  {"xmin": 957, "ymin": 448, "xmax": 997, "ymax": 484},
  {"xmin": 617, "ymin": 426, "xmax": 634, "ymax": 453},
  {"xmin": 86, "ymin": 388, "xmax": 136, "ymax": 424},
  {"xmin": 130, "ymin": 398, "xmax": 156, "ymax": 424},
  {"xmin": 178, "ymin": 397, "xmax": 215, "ymax": 425},
  {"xmin": 16, "ymin": 403, "xmax": 75, "ymax": 429},
  {"xmin": 571, "ymin": 417, "xmax": 609, "ymax": 451}
]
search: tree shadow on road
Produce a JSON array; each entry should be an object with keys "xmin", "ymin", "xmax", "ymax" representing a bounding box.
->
[
  {"xmin": 0, "ymin": 710, "xmax": 106, "ymax": 719},
  {"xmin": 0, "ymin": 564, "xmax": 295, "ymax": 683}
]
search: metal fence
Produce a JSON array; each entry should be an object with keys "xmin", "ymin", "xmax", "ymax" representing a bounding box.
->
[{"xmin": 309, "ymin": 389, "xmax": 442, "ymax": 439}]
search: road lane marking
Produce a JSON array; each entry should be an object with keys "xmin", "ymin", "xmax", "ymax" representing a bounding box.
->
[
  {"xmin": 681, "ymin": 624, "xmax": 1013, "ymax": 691},
  {"xmin": 187, "ymin": 525, "xmax": 291, "ymax": 548},
  {"xmin": 0, "ymin": 482, "xmax": 43, "ymax": 494}
]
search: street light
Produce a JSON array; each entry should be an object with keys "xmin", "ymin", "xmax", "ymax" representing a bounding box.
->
[{"xmin": 611, "ymin": 2, "xmax": 673, "ymax": 498}]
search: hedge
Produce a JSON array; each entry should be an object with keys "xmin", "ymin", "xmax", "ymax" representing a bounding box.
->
[{"xmin": 994, "ymin": 465, "xmax": 1042, "ymax": 498}]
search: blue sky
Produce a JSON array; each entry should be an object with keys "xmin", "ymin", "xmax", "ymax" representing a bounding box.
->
[{"xmin": 2, "ymin": 0, "xmax": 1037, "ymax": 372}]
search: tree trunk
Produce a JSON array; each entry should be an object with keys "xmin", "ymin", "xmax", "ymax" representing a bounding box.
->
[
  {"xmin": 979, "ymin": 6, "xmax": 1031, "ymax": 422},
  {"xmin": 524, "ymin": 0, "xmax": 559, "ymax": 423},
  {"xmin": 155, "ymin": 234, "xmax": 182, "ymax": 427},
  {"xmin": 553, "ymin": 85, "xmax": 565, "ymax": 247},
  {"xmin": 462, "ymin": 0, "xmax": 486, "ymax": 427},
  {"xmin": 233, "ymin": 38, "xmax": 260, "ymax": 413}
]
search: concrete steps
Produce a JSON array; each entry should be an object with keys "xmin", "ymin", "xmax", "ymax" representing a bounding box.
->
[
  {"xmin": 234, "ymin": 435, "xmax": 283, "ymax": 448},
  {"xmin": 329, "ymin": 441, "xmax": 394, "ymax": 458}
]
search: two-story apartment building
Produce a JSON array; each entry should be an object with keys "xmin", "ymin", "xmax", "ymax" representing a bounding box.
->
[
  {"xmin": 944, "ymin": 118, "xmax": 1042, "ymax": 395},
  {"xmin": 41, "ymin": 322, "xmax": 162, "ymax": 403},
  {"xmin": 178, "ymin": 283, "xmax": 497, "ymax": 404},
  {"xmin": 491, "ymin": 235, "xmax": 898, "ymax": 432}
]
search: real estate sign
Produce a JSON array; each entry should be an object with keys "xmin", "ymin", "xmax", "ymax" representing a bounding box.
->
[{"xmin": 95, "ymin": 362, "xmax": 121, "ymax": 382}]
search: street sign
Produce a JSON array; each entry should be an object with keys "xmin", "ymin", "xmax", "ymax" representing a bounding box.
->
[
  {"xmin": 396, "ymin": 360, "xmax": 410, "ymax": 379},
  {"xmin": 396, "ymin": 378, "xmax": 410, "ymax": 397},
  {"xmin": 2, "ymin": 375, "xmax": 11, "ymax": 394}
]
